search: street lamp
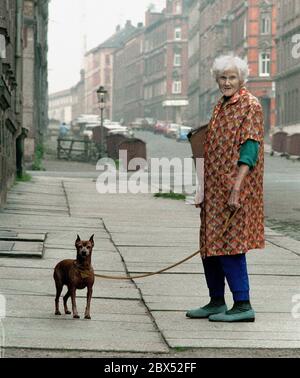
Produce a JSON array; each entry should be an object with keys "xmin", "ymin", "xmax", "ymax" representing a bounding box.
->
[{"xmin": 96, "ymin": 85, "xmax": 108, "ymax": 157}]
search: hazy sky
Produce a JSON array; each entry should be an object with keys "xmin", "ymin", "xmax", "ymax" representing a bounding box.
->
[{"xmin": 48, "ymin": 0, "xmax": 166, "ymax": 94}]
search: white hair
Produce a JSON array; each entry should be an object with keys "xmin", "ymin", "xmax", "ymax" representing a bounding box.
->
[{"xmin": 211, "ymin": 55, "xmax": 250, "ymax": 82}]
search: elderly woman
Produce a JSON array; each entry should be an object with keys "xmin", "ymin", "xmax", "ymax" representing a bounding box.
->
[{"xmin": 186, "ymin": 55, "xmax": 265, "ymax": 322}]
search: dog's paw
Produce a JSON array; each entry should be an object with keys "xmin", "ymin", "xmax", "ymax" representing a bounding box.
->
[
  {"xmin": 55, "ymin": 311, "xmax": 61, "ymax": 316},
  {"xmin": 73, "ymin": 314, "xmax": 80, "ymax": 319},
  {"xmin": 84, "ymin": 315, "xmax": 91, "ymax": 320}
]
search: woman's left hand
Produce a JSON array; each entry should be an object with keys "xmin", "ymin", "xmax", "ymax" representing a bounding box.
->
[{"xmin": 228, "ymin": 189, "xmax": 241, "ymax": 212}]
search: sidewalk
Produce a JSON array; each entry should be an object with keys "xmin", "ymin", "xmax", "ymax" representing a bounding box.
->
[{"xmin": 0, "ymin": 173, "xmax": 300, "ymax": 357}]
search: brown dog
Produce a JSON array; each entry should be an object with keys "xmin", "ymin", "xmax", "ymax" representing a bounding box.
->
[{"xmin": 53, "ymin": 234, "xmax": 95, "ymax": 319}]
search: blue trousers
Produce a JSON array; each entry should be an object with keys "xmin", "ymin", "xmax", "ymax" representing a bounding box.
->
[{"xmin": 202, "ymin": 254, "xmax": 250, "ymax": 302}]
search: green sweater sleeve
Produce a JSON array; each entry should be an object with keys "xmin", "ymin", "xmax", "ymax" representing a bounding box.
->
[{"xmin": 238, "ymin": 139, "xmax": 259, "ymax": 169}]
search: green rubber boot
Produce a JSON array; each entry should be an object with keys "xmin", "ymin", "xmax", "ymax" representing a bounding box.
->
[
  {"xmin": 186, "ymin": 299, "xmax": 227, "ymax": 319},
  {"xmin": 209, "ymin": 302, "xmax": 255, "ymax": 322}
]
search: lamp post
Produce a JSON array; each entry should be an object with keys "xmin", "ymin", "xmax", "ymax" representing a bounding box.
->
[{"xmin": 96, "ymin": 85, "xmax": 108, "ymax": 157}]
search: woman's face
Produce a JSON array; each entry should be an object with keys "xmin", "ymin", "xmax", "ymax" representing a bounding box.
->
[{"xmin": 217, "ymin": 68, "xmax": 244, "ymax": 98}]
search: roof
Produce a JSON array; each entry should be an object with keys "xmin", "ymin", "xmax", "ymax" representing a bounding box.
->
[{"xmin": 86, "ymin": 23, "xmax": 137, "ymax": 55}]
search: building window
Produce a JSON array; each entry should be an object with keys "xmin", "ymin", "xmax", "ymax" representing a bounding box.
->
[
  {"xmin": 175, "ymin": 2, "xmax": 182, "ymax": 14},
  {"xmin": 172, "ymin": 81, "xmax": 182, "ymax": 94},
  {"xmin": 0, "ymin": 34, "xmax": 6, "ymax": 58},
  {"xmin": 174, "ymin": 27, "xmax": 182, "ymax": 41},
  {"xmin": 105, "ymin": 55, "xmax": 110, "ymax": 66},
  {"xmin": 174, "ymin": 53, "xmax": 181, "ymax": 66},
  {"xmin": 259, "ymin": 52, "xmax": 271, "ymax": 76},
  {"xmin": 243, "ymin": 17, "xmax": 247, "ymax": 38},
  {"xmin": 261, "ymin": 15, "xmax": 271, "ymax": 35}
]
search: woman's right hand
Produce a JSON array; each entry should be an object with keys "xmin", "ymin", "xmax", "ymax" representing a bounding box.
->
[{"xmin": 195, "ymin": 202, "xmax": 204, "ymax": 209}]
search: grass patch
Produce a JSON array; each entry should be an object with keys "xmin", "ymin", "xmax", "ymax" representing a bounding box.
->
[
  {"xmin": 16, "ymin": 172, "xmax": 32, "ymax": 183},
  {"xmin": 172, "ymin": 347, "xmax": 191, "ymax": 352},
  {"xmin": 154, "ymin": 191, "xmax": 186, "ymax": 200},
  {"xmin": 31, "ymin": 144, "xmax": 45, "ymax": 171}
]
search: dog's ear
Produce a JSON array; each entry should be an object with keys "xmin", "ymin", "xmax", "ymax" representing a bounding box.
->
[
  {"xmin": 75, "ymin": 234, "xmax": 81, "ymax": 245},
  {"xmin": 89, "ymin": 234, "xmax": 94, "ymax": 246}
]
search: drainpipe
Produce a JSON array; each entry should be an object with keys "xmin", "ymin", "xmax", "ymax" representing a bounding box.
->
[
  {"xmin": 15, "ymin": 0, "xmax": 23, "ymax": 119},
  {"xmin": 15, "ymin": 0, "xmax": 25, "ymax": 177}
]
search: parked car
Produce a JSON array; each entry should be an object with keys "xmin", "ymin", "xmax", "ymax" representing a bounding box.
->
[
  {"xmin": 176, "ymin": 126, "xmax": 192, "ymax": 142},
  {"xmin": 131, "ymin": 118, "xmax": 147, "ymax": 130},
  {"xmin": 144, "ymin": 118, "xmax": 156, "ymax": 131},
  {"xmin": 154, "ymin": 120, "xmax": 169, "ymax": 134},
  {"xmin": 165, "ymin": 123, "xmax": 181, "ymax": 138},
  {"xmin": 107, "ymin": 127, "xmax": 133, "ymax": 138}
]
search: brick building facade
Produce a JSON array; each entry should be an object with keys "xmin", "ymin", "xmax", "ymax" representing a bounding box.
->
[
  {"xmin": 113, "ymin": 24, "xmax": 144, "ymax": 123},
  {"xmin": 187, "ymin": 0, "xmax": 200, "ymax": 127},
  {"xmin": 0, "ymin": 0, "xmax": 24, "ymax": 207},
  {"xmin": 275, "ymin": 0, "xmax": 300, "ymax": 132},
  {"xmin": 71, "ymin": 69, "xmax": 85, "ymax": 122},
  {"xmin": 48, "ymin": 88, "xmax": 73, "ymax": 125},
  {"xmin": 0, "ymin": 0, "xmax": 49, "ymax": 207},
  {"xmin": 84, "ymin": 21, "xmax": 136, "ymax": 120},
  {"xmin": 143, "ymin": 0, "xmax": 189, "ymax": 123},
  {"xmin": 186, "ymin": 0, "xmax": 277, "ymax": 135},
  {"xmin": 23, "ymin": 0, "xmax": 49, "ymax": 161}
]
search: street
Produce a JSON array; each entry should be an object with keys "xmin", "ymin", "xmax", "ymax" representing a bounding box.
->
[
  {"xmin": 42, "ymin": 131, "xmax": 300, "ymax": 241},
  {"xmin": 124, "ymin": 131, "xmax": 300, "ymax": 241}
]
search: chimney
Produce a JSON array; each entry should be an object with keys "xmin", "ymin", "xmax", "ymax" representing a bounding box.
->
[
  {"xmin": 145, "ymin": 9, "xmax": 163, "ymax": 27},
  {"xmin": 116, "ymin": 25, "xmax": 121, "ymax": 32},
  {"xmin": 125, "ymin": 20, "xmax": 132, "ymax": 28},
  {"xmin": 137, "ymin": 22, "xmax": 143, "ymax": 28}
]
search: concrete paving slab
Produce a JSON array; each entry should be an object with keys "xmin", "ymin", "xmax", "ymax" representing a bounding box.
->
[
  {"xmin": 0, "ymin": 230, "xmax": 18, "ymax": 238},
  {"xmin": 0, "ymin": 213, "xmax": 100, "ymax": 228},
  {"xmin": 267, "ymin": 236, "xmax": 300, "ymax": 256},
  {"xmin": 152, "ymin": 312, "xmax": 300, "ymax": 349},
  {"xmin": 0, "ymin": 241, "xmax": 14, "ymax": 251},
  {"xmin": 4, "ymin": 316, "xmax": 167, "ymax": 353},
  {"xmin": 0, "ymin": 174, "xmax": 299, "ymax": 354},
  {"xmin": 0, "ymin": 241, "xmax": 44, "ymax": 258},
  {"xmin": 8, "ymin": 233, "xmax": 46, "ymax": 241},
  {"xmin": 45, "ymin": 230, "xmax": 109, "ymax": 243},
  {"xmin": 0, "ymin": 276, "xmax": 139, "ymax": 300},
  {"xmin": 113, "ymin": 238, "xmax": 197, "ymax": 247},
  {"xmin": 103, "ymin": 225, "xmax": 200, "ymax": 233},
  {"xmin": 4, "ymin": 295, "xmax": 148, "ymax": 320}
]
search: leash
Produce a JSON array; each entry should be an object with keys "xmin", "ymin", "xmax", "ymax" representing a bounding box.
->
[{"xmin": 94, "ymin": 209, "xmax": 239, "ymax": 280}]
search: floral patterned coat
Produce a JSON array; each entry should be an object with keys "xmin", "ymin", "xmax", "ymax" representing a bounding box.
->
[{"xmin": 200, "ymin": 86, "xmax": 265, "ymax": 258}]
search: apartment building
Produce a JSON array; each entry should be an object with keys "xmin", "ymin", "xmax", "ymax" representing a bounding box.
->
[
  {"xmin": 113, "ymin": 24, "xmax": 145, "ymax": 123},
  {"xmin": 84, "ymin": 21, "xmax": 136, "ymax": 120},
  {"xmin": 275, "ymin": 0, "xmax": 300, "ymax": 132},
  {"xmin": 143, "ymin": 0, "xmax": 189, "ymax": 123},
  {"xmin": 187, "ymin": 0, "xmax": 276, "ymax": 135}
]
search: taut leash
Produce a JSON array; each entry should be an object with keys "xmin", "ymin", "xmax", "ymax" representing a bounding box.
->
[{"xmin": 95, "ymin": 209, "xmax": 238, "ymax": 280}]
